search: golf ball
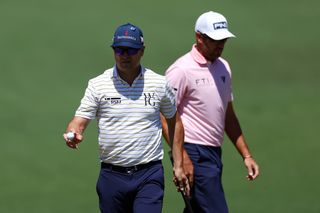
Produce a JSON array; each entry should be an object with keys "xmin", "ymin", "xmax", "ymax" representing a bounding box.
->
[{"xmin": 66, "ymin": 132, "xmax": 75, "ymax": 141}]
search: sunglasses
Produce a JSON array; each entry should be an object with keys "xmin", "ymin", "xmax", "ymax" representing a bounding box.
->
[{"xmin": 113, "ymin": 47, "xmax": 140, "ymax": 56}]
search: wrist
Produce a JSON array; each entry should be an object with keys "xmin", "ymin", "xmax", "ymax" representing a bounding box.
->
[{"xmin": 243, "ymin": 155, "xmax": 253, "ymax": 160}]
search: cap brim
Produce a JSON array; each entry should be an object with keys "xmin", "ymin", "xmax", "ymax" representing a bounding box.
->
[
  {"xmin": 206, "ymin": 30, "xmax": 236, "ymax": 40},
  {"xmin": 111, "ymin": 41, "xmax": 143, "ymax": 49}
]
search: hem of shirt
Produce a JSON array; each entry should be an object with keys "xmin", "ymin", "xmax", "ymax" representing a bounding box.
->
[
  {"xmin": 74, "ymin": 114, "xmax": 94, "ymax": 120},
  {"xmin": 184, "ymin": 141, "xmax": 222, "ymax": 147}
]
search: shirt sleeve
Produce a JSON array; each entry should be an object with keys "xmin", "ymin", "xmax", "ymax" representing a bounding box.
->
[
  {"xmin": 165, "ymin": 66, "xmax": 188, "ymax": 107},
  {"xmin": 160, "ymin": 81, "xmax": 177, "ymax": 119},
  {"xmin": 75, "ymin": 79, "xmax": 99, "ymax": 119},
  {"xmin": 222, "ymin": 59, "xmax": 234, "ymax": 102}
]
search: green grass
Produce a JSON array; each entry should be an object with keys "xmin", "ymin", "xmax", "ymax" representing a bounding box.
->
[{"xmin": 1, "ymin": 0, "xmax": 320, "ymax": 212}]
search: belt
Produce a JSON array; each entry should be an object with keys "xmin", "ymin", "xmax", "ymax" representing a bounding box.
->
[{"xmin": 101, "ymin": 160, "xmax": 161, "ymax": 174}]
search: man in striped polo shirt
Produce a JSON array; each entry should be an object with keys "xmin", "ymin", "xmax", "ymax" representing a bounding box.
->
[
  {"xmin": 161, "ymin": 11, "xmax": 260, "ymax": 212},
  {"xmin": 63, "ymin": 23, "xmax": 189, "ymax": 213}
]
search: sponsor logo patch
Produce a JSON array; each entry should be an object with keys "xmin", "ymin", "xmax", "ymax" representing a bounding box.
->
[
  {"xmin": 213, "ymin": 22, "xmax": 228, "ymax": 30},
  {"xmin": 117, "ymin": 35, "xmax": 137, "ymax": 41},
  {"xmin": 104, "ymin": 97, "xmax": 122, "ymax": 105}
]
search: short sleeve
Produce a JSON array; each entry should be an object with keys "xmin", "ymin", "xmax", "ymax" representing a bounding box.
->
[
  {"xmin": 75, "ymin": 80, "xmax": 99, "ymax": 119},
  {"xmin": 165, "ymin": 66, "xmax": 187, "ymax": 107},
  {"xmin": 160, "ymin": 82, "xmax": 176, "ymax": 119}
]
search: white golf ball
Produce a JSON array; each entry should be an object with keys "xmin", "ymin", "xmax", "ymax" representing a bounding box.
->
[{"xmin": 66, "ymin": 132, "xmax": 75, "ymax": 141}]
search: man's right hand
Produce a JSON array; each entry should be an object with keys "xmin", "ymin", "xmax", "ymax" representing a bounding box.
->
[
  {"xmin": 183, "ymin": 149, "xmax": 194, "ymax": 187},
  {"xmin": 173, "ymin": 165, "xmax": 190, "ymax": 197},
  {"xmin": 63, "ymin": 132, "xmax": 83, "ymax": 149}
]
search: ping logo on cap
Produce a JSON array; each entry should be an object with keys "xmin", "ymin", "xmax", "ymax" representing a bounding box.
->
[{"xmin": 213, "ymin": 22, "xmax": 228, "ymax": 30}]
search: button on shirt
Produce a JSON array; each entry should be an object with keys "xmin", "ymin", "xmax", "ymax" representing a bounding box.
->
[
  {"xmin": 165, "ymin": 45, "xmax": 233, "ymax": 147},
  {"xmin": 75, "ymin": 66, "xmax": 176, "ymax": 166}
]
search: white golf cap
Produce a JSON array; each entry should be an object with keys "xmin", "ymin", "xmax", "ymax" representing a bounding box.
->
[{"xmin": 195, "ymin": 11, "xmax": 235, "ymax": 40}]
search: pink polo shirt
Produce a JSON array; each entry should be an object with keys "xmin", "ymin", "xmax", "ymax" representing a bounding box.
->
[{"xmin": 165, "ymin": 45, "xmax": 233, "ymax": 147}]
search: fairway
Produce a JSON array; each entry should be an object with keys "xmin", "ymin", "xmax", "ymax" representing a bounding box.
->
[{"xmin": 1, "ymin": 0, "xmax": 320, "ymax": 212}]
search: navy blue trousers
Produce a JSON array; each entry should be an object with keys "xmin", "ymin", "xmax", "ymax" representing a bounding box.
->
[
  {"xmin": 184, "ymin": 143, "xmax": 228, "ymax": 213},
  {"xmin": 96, "ymin": 161, "xmax": 164, "ymax": 213}
]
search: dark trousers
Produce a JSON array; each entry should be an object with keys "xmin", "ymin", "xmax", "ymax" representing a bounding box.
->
[
  {"xmin": 96, "ymin": 161, "xmax": 164, "ymax": 213},
  {"xmin": 184, "ymin": 143, "xmax": 229, "ymax": 213}
]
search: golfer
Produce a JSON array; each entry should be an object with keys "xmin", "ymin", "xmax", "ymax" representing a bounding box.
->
[
  {"xmin": 161, "ymin": 11, "xmax": 260, "ymax": 213},
  {"xmin": 63, "ymin": 23, "xmax": 188, "ymax": 213}
]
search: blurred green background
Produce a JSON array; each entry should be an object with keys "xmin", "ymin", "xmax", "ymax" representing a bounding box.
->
[{"xmin": 1, "ymin": 0, "xmax": 319, "ymax": 212}]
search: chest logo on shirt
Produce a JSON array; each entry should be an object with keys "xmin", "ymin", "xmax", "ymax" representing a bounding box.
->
[
  {"xmin": 104, "ymin": 97, "xmax": 122, "ymax": 105},
  {"xmin": 195, "ymin": 77, "xmax": 226, "ymax": 86},
  {"xmin": 144, "ymin": 93, "xmax": 156, "ymax": 106},
  {"xmin": 195, "ymin": 78, "xmax": 213, "ymax": 86},
  {"xmin": 221, "ymin": 76, "xmax": 226, "ymax": 83}
]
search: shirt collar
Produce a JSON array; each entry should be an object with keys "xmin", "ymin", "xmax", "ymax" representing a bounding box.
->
[
  {"xmin": 111, "ymin": 65, "xmax": 146, "ymax": 79},
  {"xmin": 190, "ymin": 44, "xmax": 212, "ymax": 65}
]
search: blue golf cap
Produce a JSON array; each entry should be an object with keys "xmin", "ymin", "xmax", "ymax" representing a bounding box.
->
[{"xmin": 111, "ymin": 23, "xmax": 144, "ymax": 49}]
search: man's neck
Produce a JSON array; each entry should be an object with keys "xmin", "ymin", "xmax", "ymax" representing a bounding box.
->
[
  {"xmin": 117, "ymin": 66, "xmax": 141, "ymax": 86},
  {"xmin": 195, "ymin": 44, "xmax": 217, "ymax": 63}
]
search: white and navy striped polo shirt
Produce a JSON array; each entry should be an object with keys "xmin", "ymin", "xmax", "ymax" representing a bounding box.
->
[{"xmin": 75, "ymin": 66, "xmax": 176, "ymax": 166}]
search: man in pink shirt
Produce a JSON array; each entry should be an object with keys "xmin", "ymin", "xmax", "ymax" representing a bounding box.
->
[{"xmin": 161, "ymin": 11, "xmax": 260, "ymax": 213}]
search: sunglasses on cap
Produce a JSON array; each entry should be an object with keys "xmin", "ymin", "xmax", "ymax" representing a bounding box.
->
[{"xmin": 113, "ymin": 47, "xmax": 141, "ymax": 56}]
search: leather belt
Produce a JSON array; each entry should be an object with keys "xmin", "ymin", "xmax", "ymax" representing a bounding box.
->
[{"xmin": 101, "ymin": 160, "xmax": 161, "ymax": 174}]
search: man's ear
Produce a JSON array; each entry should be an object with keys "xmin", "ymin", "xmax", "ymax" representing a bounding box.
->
[
  {"xmin": 140, "ymin": 46, "xmax": 145, "ymax": 56},
  {"xmin": 195, "ymin": 32, "xmax": 203, "ymax": 45}
]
